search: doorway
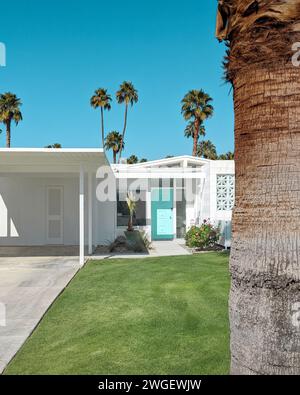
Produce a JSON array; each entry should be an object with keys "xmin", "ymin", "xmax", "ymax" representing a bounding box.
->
[
  {"xmin": 151, "ymin": 188, "xmax": 174, "ymax": 240},
  {"xmin": 46, "ymin": 186, "xmax": 63, "ymax": 244}
]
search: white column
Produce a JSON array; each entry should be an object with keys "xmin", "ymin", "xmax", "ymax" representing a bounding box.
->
[
  {"xmin": 146, "ymin": 190, "xmax": 152, "ymax": 241},
  {"xmin": 173, "ymin": 183, "xmax": 177, "ymax": 239},
  {"xmin": 79, "ymin": 165, "xmax": 85, "ymax": 266},
  {"xmin": 88, "ymin": 171, "xmax": 93, "ymax": 255}
]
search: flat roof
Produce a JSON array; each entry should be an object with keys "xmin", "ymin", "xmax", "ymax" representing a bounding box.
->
[
  {"xmin": 0, "ymin": 148, "xmax": 108, "ymax": 173},
  {"xmin": 113, "ymin": 155, "xmax": 211, "ymax": 169},
  {"xmin": 0, "ymin": 148, "xmax": 104, "ymax": 153}
]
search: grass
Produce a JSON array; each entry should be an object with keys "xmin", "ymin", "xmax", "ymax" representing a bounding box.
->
[{"xmin": 5, "ymin": 253, "xmax": 230, "ymax": 375}]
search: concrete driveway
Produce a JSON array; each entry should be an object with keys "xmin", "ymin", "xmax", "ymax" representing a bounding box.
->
[{"xmin": 0, "ymin": 256, "xmax": 80, "ymax": 373}]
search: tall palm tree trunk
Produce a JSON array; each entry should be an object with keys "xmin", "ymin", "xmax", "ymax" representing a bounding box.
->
[
  {"xmin": 193, "ymin": 118, "xmax": 200, "ymax": 156},
  {"xmin": 6, "ymin": 120, "xmax": 11, "ymax": 148},
  {"xmin": 230, "ymin": 62, "xmax": 300, "ymax": 375},
  {"xmin": 118, "ymin": 104, "xmax": 128, "ymax": 163},
  {"xmin": 216, "ymin": 0, "xmax": 300, "ymax": 375},
  {"xmin": 100, "ymin": 107, "xmax": 105, "ymax": 149},
  {"xmin": 113, "ymin": 150, "xmax": 117, "ymax": 164}
]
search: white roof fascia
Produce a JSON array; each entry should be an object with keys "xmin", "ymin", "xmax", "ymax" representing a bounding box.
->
[
  {"xmin": 112, "ymin": 155, "xmax": 210, "ymax": 170},
  {"xmin": 114, "ymin": 168, "xmax": 206, "ymax": 179},
  {"xmin": 0, "ymin": 148, "xmax": 104, "ymax": 153}
]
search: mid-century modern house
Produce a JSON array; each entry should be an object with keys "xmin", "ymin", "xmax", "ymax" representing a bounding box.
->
[
  {"xmin": 0, "ymin": 149, "xmax": 234, "ymax": 264},
  {"xmin": 112, "ymin": 156, "xmax": 234, "ymax": 248}
]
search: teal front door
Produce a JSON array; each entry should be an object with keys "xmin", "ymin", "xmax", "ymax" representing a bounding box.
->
[{"xmin": 151, "ymin": 188, "xmax": 174, "ymax": 240}]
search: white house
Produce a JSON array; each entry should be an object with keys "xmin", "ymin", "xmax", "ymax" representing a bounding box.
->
[
  {"xmin": 112, "ymin": 156, "xmax": 235, "ymax": 247},
  {"xmin": 0, "ymin": 150, "xmax": 235, "ymax": 264},
  {"xmin": 0, "ymin": 148, "xmax": 116, "ymax": 265}
]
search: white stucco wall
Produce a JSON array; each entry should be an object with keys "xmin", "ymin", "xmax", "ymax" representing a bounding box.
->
[
  {"xmin": 95, "ymin": 196, "xmax": 116, "ymax": 245},
  {"xmin": 0, "ymin": 175, "xmax": 80, "ymax": 246},
  {"xmin": 0, "ymin": 173, "xmax": 115, "ymax": 247}
]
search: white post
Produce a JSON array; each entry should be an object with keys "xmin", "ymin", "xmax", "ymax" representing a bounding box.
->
[
  {"xmin": 88, "ymin": 171, "xmax": 93, "ymax": 255},
  {"xmin": 173, "ymin": 183, "xmax": 177, "ymax": 239},
  {"xmin": 146, "ymin": 190, "xmax": 152, "ymax": 241},
  {"xmin": 79, "ymin": 165, "xmax": 85, "ymax": 266}
]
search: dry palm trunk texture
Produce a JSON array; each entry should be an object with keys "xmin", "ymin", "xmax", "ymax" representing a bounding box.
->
[{"xmin": 216, "ymin": 0, "xmax": 300, "ymax": 375}]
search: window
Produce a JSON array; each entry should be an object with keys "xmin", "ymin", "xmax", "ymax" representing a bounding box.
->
[
  {"xmin": 176, "ymin": 188, "xmax": 186, "ymax": 238},
  {"xmin": 117, "ymin": 191, "xmax": 147, "ymax": 227},
  {"xmin": 150, "ymin": 179, "xmax": 174, "ymax": 188},
  {"xmin": 216, "ymin": 175, "xmax": 235, "ymax": 211}
]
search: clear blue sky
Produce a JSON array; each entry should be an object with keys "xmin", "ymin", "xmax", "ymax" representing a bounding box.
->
[{"xmin": 0, "ymin": 0, "xmax": 234, "ymax": 161}]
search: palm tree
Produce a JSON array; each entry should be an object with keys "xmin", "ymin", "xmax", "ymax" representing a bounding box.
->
[
  {"xmin": 116, "ymin": 81, "xmax": 138, "ymax": 162},
  {"xmin": 90, "ymin": 88, "xmax": 112, "ymax": 149},
  {"xmin": 218, "ymin": 151, "xmax": 234, "ymax": 160},
  {"xmin": 184, "ymin": 120, "xmax": 206, "ymax": 140},
  {"xmin": 104, "ymin": 131, "xmax": 124, "ymax": 164},
  {"xmin": 196, "ymin": 140, "xmax": 217, "ymax": 160},
  {"xmin": 127, "ymin": 155, "xmax": 138, "ymax": 164},
  {"xmin": 45, "ymin": 143, "xmax": 62, "ymax": 148},
  {"xmin": 181, "ymin": 90, "xmax": 213, "ymax": 156},
  {"xmin": 0, "ymin": 93, "xmax": 22, "ymax": 148},
  {"xmin": 216, "ymin": 0, "xmax": 300, "ymax": 375}
]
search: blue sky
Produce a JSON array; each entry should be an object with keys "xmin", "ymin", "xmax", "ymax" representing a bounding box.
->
[{"xmin": 0, "ymin": 0, "xmax": 234, "ymax": 161}]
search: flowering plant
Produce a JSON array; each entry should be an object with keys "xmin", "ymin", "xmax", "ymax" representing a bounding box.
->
[{"xmin": 185, "ymin": 220, "xmax": 220, "ymax": 249}]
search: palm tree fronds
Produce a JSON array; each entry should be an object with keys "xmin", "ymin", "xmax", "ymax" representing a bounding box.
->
[
  {"xmin": 116, "ymin": 81, "xmax": 138, "ymax": 106},
  {"xmin": 0, "ymin": 92, "xmax": 23, "ymax": 147},
  {"xmin": 90, "ymin": 88, "xmax": 112, "ymax": 110},
  {"xmin": 104, "ymin": 131, "xmax": 124, "ymax": 164},
  {"xmin": 181, "ymin": 89, "xmax": 213, "ymax": 156},
  {"xmin": 197, "ymin": 140, "xmax": 218, "ymax": 160}
]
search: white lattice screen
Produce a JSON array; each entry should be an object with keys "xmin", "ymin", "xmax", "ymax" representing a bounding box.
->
[{"xmin": 216, "ymin": 175, "xmax": 235, "ymax": 211}]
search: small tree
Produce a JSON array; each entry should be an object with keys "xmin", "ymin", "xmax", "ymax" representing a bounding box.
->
[{"xmin": 126, "ymin": 192, "xmax": 136, "ymax": 232}]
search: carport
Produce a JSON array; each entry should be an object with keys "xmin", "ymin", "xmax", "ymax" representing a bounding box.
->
[{"xmin": 0, "ymin": 148, "xmax": 115, "ymax": 265}]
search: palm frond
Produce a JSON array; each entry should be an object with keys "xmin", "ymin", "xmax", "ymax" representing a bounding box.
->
[
  {"xmin": 0, "ymin": 92, "xmax": 23, "ymax": 125},
  {"xmin": 197, "ymin": 140, "xmax": 217, "ymax": 160},
  {"xmin": 90, "ymin": 88, "xmax": 112, "ymax": 110},
  {"xmin": 104, "ymin": 131, "xmax": 124, "ymax": 153},
  {"xmin": 116, "ymin": 81, "xmax": 138, "ymax": 106}
]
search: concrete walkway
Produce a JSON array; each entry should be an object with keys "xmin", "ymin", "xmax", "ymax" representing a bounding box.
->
[
  {"xmin": 150, "ymin": 240, "xmax": 191, "ymax": 257},
  {"xmin": 0, "ymin": 256, "xmax": 80, "ymax": 373},
  {"xmin": 91, "ymin": 240, "xmax": 191, "ymax": 260}
]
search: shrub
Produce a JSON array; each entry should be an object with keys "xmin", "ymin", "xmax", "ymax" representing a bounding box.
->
[
  {"xmin": 109, "ymin": 236, "xmax": 131, "ymax": 253},
  {"xmin": 109, "ymin": 231, "xmax": 150, "ymax": 254},
  {"xmin": 185, "ymin": 220, "xmax": 220, "ymax": 250}
]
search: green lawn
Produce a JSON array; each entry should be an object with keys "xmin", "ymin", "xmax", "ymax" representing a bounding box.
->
[{"xmin": 5, "ymin": 253, "xmax": 230, "ymax": 375}]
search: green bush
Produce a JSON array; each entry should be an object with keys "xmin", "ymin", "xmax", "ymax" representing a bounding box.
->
[{"xmin": 185, "ymin": 221, "xmax": 220, "ymax": 249}]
